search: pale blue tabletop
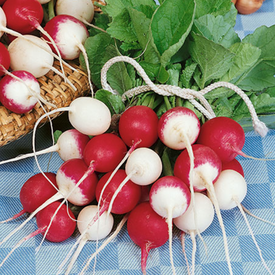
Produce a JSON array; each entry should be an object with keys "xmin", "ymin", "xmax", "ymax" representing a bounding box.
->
[{"xmin": 1, "ymin": 1, "xmax": 275, "ymax": 274}]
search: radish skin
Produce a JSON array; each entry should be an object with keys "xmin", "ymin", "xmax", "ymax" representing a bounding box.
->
[{"xmin": 0, "ymin": 42, "xmax": 10, "ymax": 76}]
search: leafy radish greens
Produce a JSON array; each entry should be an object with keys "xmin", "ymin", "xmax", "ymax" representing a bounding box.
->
[{"xmin": 79, "ymin": 0, "xmax": 275, "ymax": 131}]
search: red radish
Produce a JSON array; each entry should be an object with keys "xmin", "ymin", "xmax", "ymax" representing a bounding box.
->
[
  {"xmin": 149, "ymin": 176, "xmax": 191, "ymax": 275},
  {"xmin": 0, "ymin": 41, "xmax": 10, "ymax": 76},
  {"xmin": 127, "ymin": 202, "xmax": 169, "ymax": 275},
  {"xmin": 42, "ymin": 14, "xmax": 93, "ymax": 94},
  {"xmin": 106, "ymin": 147, "xmax": 162, "ymax": 215},
  {"xmin": 173, "ymin": 192, "xmax": 214, "ymax": 274},
  {"xmin": 212, "ymin": 170, "xmax": 273, "ymax": 274},
  {"xmin": 222, "ymin": 158, "xmax": 244, "ymax": 176},
  {"xmin": 0, "ymin": 158, "xmax": 98, "ymax": 246},
  {"xmin": 0, "ymin": 172, "xmax": 57, "ymax": 224},
  {"xmin": 62, "ymin": 205, "xmax": 114, "ymax": 275},
  {"xmin": 0, "ymin": 0, "xmax": 6, "ymax": 5},
  {"xmin": 0, "ymin": 201, "xmax": 76, "ymax": 268},
  {"xmin": 0, "ymin": 129, "xmax": 90, "ymax": 165},
  {"xmin": 55, "ymin": 0, "xmax": 95, "ymax": 24},
  {"xmin": 173, "ymin": 144, "xmax": 233, "ymax": 275},
  {"xmin": 196, "ymin": 116, "xmax": 246, "ymax": 163},
  {"xmin": 174, "ymin": 144, "xmax": 222, "ymax": 192},
  {"xmin": 0, "ymin": 70, "xmax": 48, "ymax": 114}
]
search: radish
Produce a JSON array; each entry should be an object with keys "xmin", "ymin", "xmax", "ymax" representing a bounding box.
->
[
  {"xmin": 127, "ymin": 202, "xmax": 169, "ymax": 275},
  {"xmin": 0, "ymin": 201, "xmax": 76, "ymax": 268},
  {"xmin": 0, "ymin": 158, "xmax": 98, "ymax": 246},
  {"xmin": 0, "ymin": 70, "xmax": 54, "ymax": 114},
  {"xmin": 0, "ymin": 129, "xmax": 90, "ymax": 165},
  {"xmin": 196, "ymin": 116, "xmax": 247, "ymax": 163},
  {"xmin": 173, "ymin": 192, "xmax": 215, "ymax": 275},
  {"xmin": 173, "ymin": 144, "xmax": 233, "ymax": 275},
  {"xmin": 0, "ymin": 172, "xmax": 57, "ymax": 224},
  {"xmin": 106, "ymin": 147, "xmax": 163, "ymax": 216},
  {"xmin": 149, "ymin": 175, "xmax": 191, "ymax": 275},
  {"xmin": 212, "ymin": 169, "xmax": 273, "ymax": 274},
  {"xmin": 55, "ymin": 0, "xmax": 95, "ymax": 25},
  {"xmin": 42, "ymin": 14, "xmax": 93, "ymax": 94},
  {"xmin": 0, "ymin": 41, "xmax": 10, "ymax": 76},
  {"xmin": 222, "ymin": 158, "xmax": 244, "ymax": 176},
  {"xmin": 62, "ymin": 205, "xmax": 114, "ymax": 275}
]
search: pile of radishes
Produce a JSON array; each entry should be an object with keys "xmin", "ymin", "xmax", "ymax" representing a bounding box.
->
[
  {"xmin": 0, "ymin": 0, "xmax": 95, "ymax": 115},
  {"xmin": 0, "ymin": 94, "xmax": 273, "ymax": 275}
]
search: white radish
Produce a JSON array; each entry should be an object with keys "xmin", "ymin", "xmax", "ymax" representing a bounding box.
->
[
  {"xmin": 173, "ymin": 193, "xmax": 215, "ymax": 275},
  {"xmin": 211, "ymin": 169, "xmax": 273, "ymax": 275}
]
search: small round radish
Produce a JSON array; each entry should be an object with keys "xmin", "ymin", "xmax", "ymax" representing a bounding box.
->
[
  {"xmin": 127, "ymin": 202, "xmax": 169, "ymax": 275},
  {"xmin": 197, "ymin": 116, "xmax": 246, "ymax": 163},
  {"xmin": 222, "ymin": 158, "xmax": 244, "ymax": 177},
  {"xmin": 149, "ymin": 175, "xmax": 191, "ymax": 275},
  {"xmin": 0, "ymin": 70, "xmax": 41, "ymax": 114},
  {"xmin": 0, "ymin": 41, "xmax": 10, "ymax": 76},
  {"xmin": 174, "ymin": 144, "xmax": 222, "ymax": 192},
  {"xmin": 173, "ymin": 193, "xmax": 214, "ymax": 274},
  {"xmin": 0, "ymin": 129, "xmax": 90, "ymax": 165},
  {"xmin": 0, "ymin": 172, "xmax": 57, "ymax": 224},
  {"xmin": 63, "ymin": 205, "xmax": 114, "ymax": 274},
  {"xmin": 211, "ymin": 170, "xmax": 273, "ymax": 274},
  {"xmin": 0, "ymin": 201, "xmax": 76, "ymax": 268},
  {"xmin": 55, "ymin": 0, "xmax": 95, "ymax": 24},
  {"xmin": 83, "ymin": 133, "xmax": 127, "ymax": 173}
]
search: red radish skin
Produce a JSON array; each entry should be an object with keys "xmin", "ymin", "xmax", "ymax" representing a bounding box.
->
[
  {"xmin": 0, "ymin": 42, "xmax": 10, "ymax": 76},
  {"xmin": 0, "ymin": 70, "xmax": 40, "ymax": 114},
  {"xmin": 0, "ymin": 173, "xmax": 57, "ymax": 223},
  {"xmin": 119, "ymin": 105, "xmax": 159, "ymax": 149},
  {"xmin": 174, "ymin": 144, "xmax": 222, "ymax": 192},
  {"xmin": 197, "ymin": 116, "xmax": 246, "ymax": 163},
  {"xmin": 83, "ymin": 133, "xmax": 127, "ymax": 173},
  {"xmin": 222, "ymin": 158, "xmax": 244, "ymax": 177},
  {"xmin": 127, "ymin": 202, "xmax": 169, "ymax": 275},
  {"xmin": 149, "ymin": 176, "xmax": 191, "ymax": 275}
]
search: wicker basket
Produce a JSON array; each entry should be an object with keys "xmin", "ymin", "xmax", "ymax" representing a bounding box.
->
[{"xmin": 0, "ymin": 60, "xmax": 90, "ymax": 146}]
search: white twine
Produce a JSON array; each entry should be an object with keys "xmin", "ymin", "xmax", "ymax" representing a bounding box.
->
[{"xmin": 101, "ymin": 55, "xmax": 269, "ymax": 137}]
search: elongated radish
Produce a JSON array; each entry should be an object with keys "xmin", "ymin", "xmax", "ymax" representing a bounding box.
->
[
  {"xmin": 127, "ymin": 202, "xmax": 169, "ymax": 275},
  {"xmin": 149, "ymin": 175, "xmax": 191, "ymax": 275},
  {"xmin": 212, "ymin": 169, "xmax": 273, "ymax": 274},
  {"xmin": 62, "ymin": 205, "xmax": 114, "ymax": 275},
  {"xmin": 173, "ymin": 144, "xmax": 233, "ymax": 275},
  {"xmin": 0, "ymin": 201, "xmax": 76, "ymax": 268},
  {"xmin": 0, "ymin": 42, "xmax": 10, "ymax": 76},
  {"xmin": 173, "ymin": 192, "xmax": 214, "ymax": 275},
  {"xmin": 0, "ymin": 158, "xmax": 98, "ymax": 246},
  {"xmin": 0, "ymin": 129, "xmax": 90, "ymax": 165},
  {"xmin": 106, "ymin": 147, "xmax": 162, "ymax": 215},
  {"xmin": 0, "ymin": 70, "xmax": 51, "ymax": 114},
  {"xmin": 55, "ymin": 0, "xmax": 95, "ymax": 24},
  {"xmin": 0, "ymin": 172, "xmax": 57, "ymax": 224},
  {"xmin": 42, "ymin": 14, "xmax": 93, "ymax": 94}
]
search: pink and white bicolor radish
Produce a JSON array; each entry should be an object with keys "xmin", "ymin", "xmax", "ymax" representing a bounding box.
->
[
  {"xmin": 0, "ymin": 201, "xmax": 76, "ymax": 268},
  {"xmin": 127, "ymin": 202, "xmax": 169, "ymax": 275},
  {"xmin": 0, "ymin": 129, "xmax": 90, "ymax": 165},
  {"xmin": 0, "ymin": 172, "xmax": 57, "ymax": 224},
  {"xmin": 149, "ymin": 175, "xmax": 191, "ymax": 275},
  {"xmin": 173, "ymin": 144, "xmax": 233, "ymax": 275},
  {"xmin": 0, "ymin": 158, "xmax": 98, "ymax": 246},
  {"xmin": 62, "ymin": 205, "xmax": 114, "ymax": 275},
  {"xmin": 42, "ymin": 14, "xmax": 93, "ymax": 94},
  {"xmin": 173, "ymin": 192, "xmax": 215, "ymax": 275},
  {"xmin": 222, "ymin": 158, "xmax": 244, "ymax": 177},
  {"xmin": 211, "ymin": 169, "xmax": 273, "ymax": 274},
  {"xmin": 55, "ymin": 0, "xmax": 95, "ymax": 25},
  {"xmin": 0, "ymin": 70, "xmax": 55, "ymax": 114},
  {"xmin": 0, "ymin": 42, "xmax": 10, "ymax": 77}
]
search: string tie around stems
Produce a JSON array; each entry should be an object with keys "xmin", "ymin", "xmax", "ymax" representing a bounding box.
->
[{"xmin": 100, "ymin": 55, "xmax": 268, "ymax": 137}]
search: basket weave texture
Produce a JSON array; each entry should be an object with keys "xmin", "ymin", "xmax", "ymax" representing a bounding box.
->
[{"xmin": 0, "ymin": 61, "xmax": 90, "ymax": 146}]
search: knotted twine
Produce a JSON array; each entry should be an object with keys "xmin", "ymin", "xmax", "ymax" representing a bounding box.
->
[{"xmin": 101, "ymin": 55, "xmax": 269, "ymax": 137}]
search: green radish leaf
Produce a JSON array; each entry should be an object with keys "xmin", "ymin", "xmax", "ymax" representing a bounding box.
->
[
  {"xmin": 54, "ymin": 130, "xmax": 62, "ymax": 144},
  {"xmin": 150, "ymin": 0, "xmax": 195, "ymax": 66}
]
